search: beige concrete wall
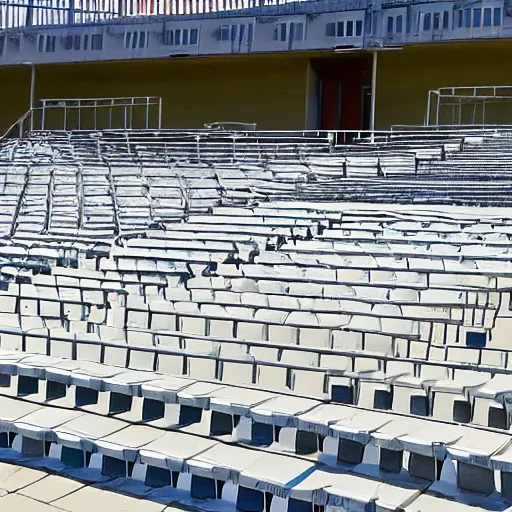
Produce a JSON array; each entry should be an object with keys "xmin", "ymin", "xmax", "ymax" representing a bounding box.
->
[
  {"xmin": 376, "ymin": 41, "xmax": 512, "ymax": 129},
  {"xmin": 0, "ymin": 54, "xmax": 309, "ymax": 133},
  {"xmin": 3, "ymin": 42, "xmax": 512, "ymax": 134}
]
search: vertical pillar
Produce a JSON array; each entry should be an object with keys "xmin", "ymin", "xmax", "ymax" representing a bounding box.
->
[
  {"xmin": 29, "ymin": 64, "xmax": 36, "ymax": 132},
  {"xmin": 370, "ymin": 50, "xmax": 378, "ymax": 141},
  {"xmin": 426, "ymin": 90, "xmax": 431, "ymax": 126}
]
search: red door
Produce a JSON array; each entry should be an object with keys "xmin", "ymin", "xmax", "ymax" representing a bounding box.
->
[{"xmin": 311, "ymin": 57, "xmax": 372, "ymax": 131}]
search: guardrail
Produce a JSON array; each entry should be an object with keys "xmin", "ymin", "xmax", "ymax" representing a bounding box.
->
[
  {"xmin": 426, "ymin": 86, "xmax": 512, "ymax": 126},
  {"xmin": 0, "ymin": 0, "xmax": 361, "ymax": 28},
  {"xmin": 1, "ymin": 96, "xmax": 163, "ymax": 139},
  {"xmin": 5, "ymin": 104, "xmax": 512, "ymax": 147}
]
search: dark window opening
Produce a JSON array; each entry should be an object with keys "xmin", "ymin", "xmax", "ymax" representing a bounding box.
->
[
  {"xmin": 464, "ymin": 9, "xmax": 471, "ymax": 28},
  {"xmin": 293, "ymin": 22, "xmax": 304, "ymax": 41},
  {"xmin": 91, "ymin": 34, "xmax": 103, "ymax": 50},
  {"xmin": 355, "ymin": 20, "xmax": 363, "ymax": 36},
  {"xmin": 473, "ymin": 8, "xmax": 482, "ymax": 27},
  {"xmin": 346, "ymin": 20, "xmax": 354, "ymax": 36},
  {"xmin": 220, "ymin": 25, "xmax": 229, "ymax": 40},
  {"xmin": 483, "ymin": 8, "xmax": 492, "ymax": 26},
  {"xmin": 46, "ymin": 35, "xmax": 56, "ymax": 52},
  {"xmin": 387, "ymin": 16, "xmax": 393, "ymax": 35},
  {"xmin": 139, "ymin": 31, "xmax": 146, "ymax": 48},
  {"xmin": 337, "ymin": 21, "xmax": 344, "ymax": 37},
  {"xmin": 443, "ymin": 11, "xmax": 449, "ymax": 29},
  {"xmin": 280, "ymin": 23, "xmax": 287, "ymax": 42},
  {"xmin": 433, "ymin": 12, "xmax": 440, "ymax": 30},
  {"xmin": 326, "ymin": 22, "xmax": 335, "ymax": 36},
  {"xmin": 455, "ymin": 9, "xmax": 463, "ymax": 28},
  {"xmin": 423, "ymin": 13, "xmax": 431, "ymax": 31},
  {"xmin": 0, "ymin": 374, "xmax": 11, "ymax": 387},
  {"xmin": 494, "ymin": 7, "xmax": 502, "ymax": 26},
  {"xmin": 396, "ymin": 15, "xmax": 403, "ymax": 33}
]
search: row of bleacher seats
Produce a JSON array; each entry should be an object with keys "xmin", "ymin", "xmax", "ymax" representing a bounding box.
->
[
  {"xmin": 1, "ymin": 128, "xmax": 512, "ymax": 511},
  {"xmin": 0, "ymin": 344, "xmax": 511, "ymax": 433},
  {"xmin": 0, "ymin": 349, "xmax": 511, "ymax": 511}
]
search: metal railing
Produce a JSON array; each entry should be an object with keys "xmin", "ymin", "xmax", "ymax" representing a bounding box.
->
[
  {"xmin": 5, "ymin": 102, "xmax": 512, "ymax": 148},
  {"xmin": 425, "ymin": 86, "xmax": 512, "ymax": 127},
  {"xmin": 204, "ymin": 121, "xmax": 257, "ymax": 131},
  {"xmin": 0, "ymin": 0, "xmax": 329, "ymax": 28},
  {"xmin": 3, "ymin": 96, "xmax": 163, "ymax": 137}
]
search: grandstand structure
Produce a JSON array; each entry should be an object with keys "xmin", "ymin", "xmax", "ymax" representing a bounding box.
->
[
  {"xmin": 0, "ymin": 0, "xmax": 510, "ymax": 131},
  {"xmin": 0, "ymin": 123, "xmax": 508, "ymax": 511}
]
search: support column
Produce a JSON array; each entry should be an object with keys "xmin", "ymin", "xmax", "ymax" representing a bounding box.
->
[
  {"xmin": 370, "ymin": 50, "xmax": 378, "ymax": 139},
  {"xmin": 22, "ymin": 63, "xmax": 36, "ymax": 133},
  {"xmin": 29, "ymin": 65, "xmax": 35, "ymax": 111}
]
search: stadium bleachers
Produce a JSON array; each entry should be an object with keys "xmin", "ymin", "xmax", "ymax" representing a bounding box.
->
[{"xmin": 0, "ymin": 128, "xmax": 511, "ymax": 511}]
